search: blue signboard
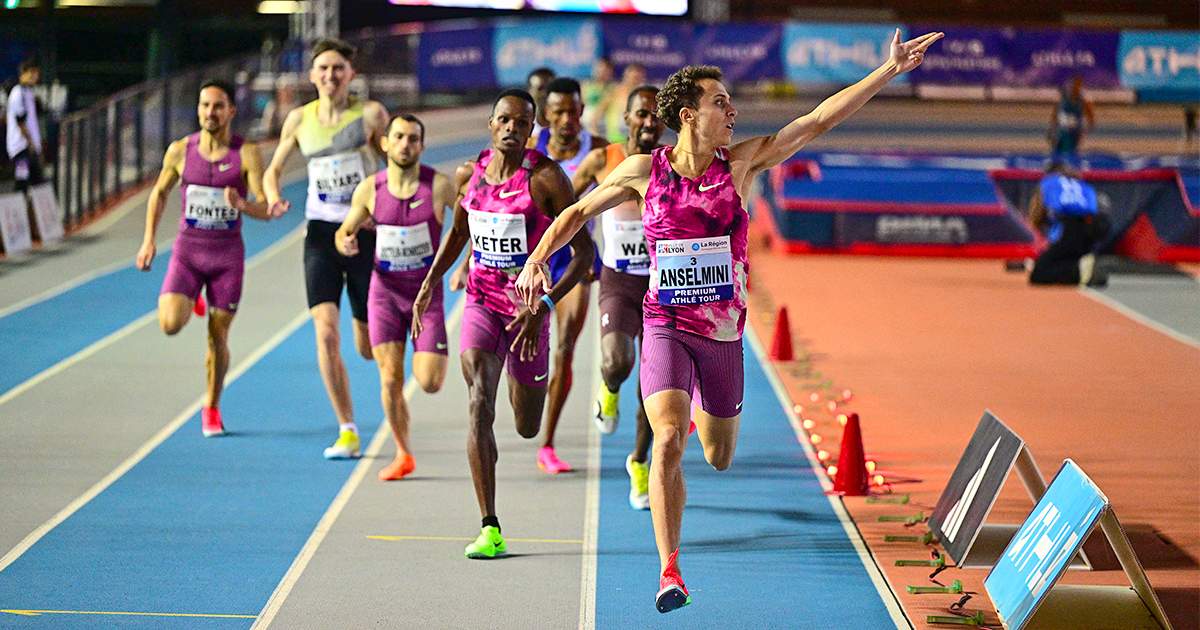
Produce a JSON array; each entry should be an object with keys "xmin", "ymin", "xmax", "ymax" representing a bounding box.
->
[
  {"xmin": 985, "ymin": 460, "xmax": 1107, "ymax": 630},
  {"xmin": 783, "ymin": 23, "xmax": 907, "ymax": 85},
  {"xmin": 493, "ymin": 17, "xmax": 601, "ymax": 86},
  {"xmin": 1119, "ymin": 30, "xmax": 1200, "ymax": 92},
  {"xmin": 692, "ymin": 23, "xmax": 783, "ymax": 83},
  {"xmin": 1008, "ymin": 29, "xmax": 1120, "ymax": 89},
  {"xmin": 601, "ymin": 19, "xmax": 693, "ymax": 81},
  {"xmin": 418, "ymin": 26, "xmax": 496, "ymax": 92}
]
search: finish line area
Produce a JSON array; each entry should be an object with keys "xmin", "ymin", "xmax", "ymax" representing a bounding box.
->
[
  {"xmin": 1, "ymin": 102, "xmax": 1196, "ymax": 630},
  {"xmin": 0, "ymin": 115, "xmax": 901, "ymax": 630}
]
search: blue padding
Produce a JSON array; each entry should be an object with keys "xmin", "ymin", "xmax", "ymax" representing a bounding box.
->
[{"xmin": 782, "ymin": 167, "xmax": 997, "ymax": 205}]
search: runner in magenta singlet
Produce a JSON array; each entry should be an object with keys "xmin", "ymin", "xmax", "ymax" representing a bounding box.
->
[
  {"xmin": 517, "ymin": 29, "xmax": 943, "ymax": 612},
  {"xmin": 335, "ymin": 114, "xmax": 455, "ymax": 481},
  {"xmin": 571, "ymin": 84, "xmax": 664, "ymax": 510},
  {"xmin": 528, "ymin": 76, "xmax": 608, "ymax": 475},
  {"xmin": 137, "ymin": 79, "xmax": 286, "ymax": 438},
  {"xmin": 412, "ymin": 89, "xmax": 593, "ymax": 560}
]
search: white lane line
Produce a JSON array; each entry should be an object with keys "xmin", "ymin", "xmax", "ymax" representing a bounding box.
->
[
  {"xmin": 744, "ymin": 325, "xmax": 914, "ymax": 630},
  {"xmin": 0, "ymin": 308, "xmax": 312, "ymax": 574},
  {"xmin": 577, "ymin": 296, "xmax": 602, "ymax": 630},
  {"xmin": 0, "ymin": 223, "xmax": 306, "ymax": 410},
  {"xmin": 1080, "ymin": 286, "xmax": 1200, "ymax": 348},
  {"xmin": 250, "ymin": 297, "xmax": 467, "ymax": 630},
  {"xmin": 0, "ymin": 163, "xmax": 303, "ymax": 320}
]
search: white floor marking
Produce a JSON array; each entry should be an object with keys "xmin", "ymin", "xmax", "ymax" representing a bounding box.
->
[
  {"xmin": 0, "ymin": 224, "xmax": 306, "ymax": 409},
  {"xmin": 1080, "ymin": 285, "xmax": 1199, "ymax": 348},
  {"xmin": 577, "ymin": 298, "xmax": 602, "ymax": 630},
  {"xmin": 250, "ymin": 298, "xmax": 466, "ymax": 630},
  {"xmin": 0, "ymin": 309, "xmax": 312, "ymax": 574},
  {"xmin": 744, "ymin": 325, "xmax": 915, "ymax": 630}
]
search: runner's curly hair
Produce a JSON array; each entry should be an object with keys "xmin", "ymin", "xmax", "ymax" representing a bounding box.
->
[{"xmin": 656, "ymin": 65, "xmax": 723, "ymax": 133}]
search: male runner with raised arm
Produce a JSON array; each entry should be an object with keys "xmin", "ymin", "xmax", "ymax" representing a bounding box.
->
[
  {"xmin": 528, "ymin": 76, "xmax": 608, "ymax": 474},
  {"xmin": 516, "ymin": 30, "xmax": 942, "ymax": 612},
  {"xmin": 137, "ymin": 80, "xmax": 286, "ymax": 437},
  {"xmin": 262, "ymin": 39, "xmax": 390, "ymax": 460},
  {"xmin": 335, "ymin": 114, "xmax": 456, "ymax": 480},
  {"xmin": 410, "ymin": 89, "xmax": 593, "ymax": 559},
  {"xmin": 571, "ymin": 84, "xmax": 664, "ymax": 509}
]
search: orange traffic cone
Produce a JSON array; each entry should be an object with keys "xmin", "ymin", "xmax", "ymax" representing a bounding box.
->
[
  {"xmin": 832, "ymin": 413, "xmax": 869, "ymax": 496},
  {"xmin": 769, "ymin": 306, "xmax": 793, "ymax": 361}
]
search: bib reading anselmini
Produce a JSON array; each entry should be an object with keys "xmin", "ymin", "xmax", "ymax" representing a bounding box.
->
[{"xmin": 655, "ymin": 236, "xmax": 733, "ymax": 306}]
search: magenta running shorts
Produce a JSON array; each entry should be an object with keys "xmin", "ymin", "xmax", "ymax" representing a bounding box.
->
[
  {"xmin": 161, "ymin": 232, "xmax": 245, "ymax": 312},
  {"xmin": 367, "ymin": 272, "xmax": 447, "ymax": 353},
  {"xmin": 460, "ymin": 301, "xmax": 551, "ymax": 387},
  {"xmin": 640, "ymin": 325, "xmax": 744, "ymax": 418}
]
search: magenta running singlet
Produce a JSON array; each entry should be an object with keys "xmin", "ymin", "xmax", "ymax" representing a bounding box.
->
[
  {"xmin": 462, "ymin": 149, "xmax": 553, "ymax": 317},
  {"xmin": 178, "ymin": 133, "xmax": 246, "ymax": 236},
  {"xmin": 372, "ymin": 166, "xmax": 440, "ymax": 276},
  {"xmin": 642, "ymin": 146, "xmax": 748, "ymax": 342}
]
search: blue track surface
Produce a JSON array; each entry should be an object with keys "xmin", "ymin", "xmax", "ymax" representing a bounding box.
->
[
  {"xmin": 0, "ymin": 137, "xmax": 486, "ymax": 398},
  {"xmin": 0, "ymin": 312, "xmax": 381, "ymax": 629},
  {"xmin": 0, "ymin": 180, "xmax": 307, "ymax": 396},
  {"xmin": 593, "ymin": 340, "xmax": 895, "ymax": 628}
]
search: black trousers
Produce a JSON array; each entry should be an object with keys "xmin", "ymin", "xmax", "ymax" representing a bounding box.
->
[{"xmin": 1029, "ymin": 216, "xmax": 1105, "ymax": 285}]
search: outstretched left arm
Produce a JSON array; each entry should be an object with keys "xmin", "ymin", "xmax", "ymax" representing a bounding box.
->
[{"xmin": 730, "ymin": 29, "xmax": 943, "ymax": 176}]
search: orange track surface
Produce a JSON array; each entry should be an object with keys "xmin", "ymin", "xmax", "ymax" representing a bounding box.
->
[{"xmin": 745, "ymin": 230, "xmax": 1199, "ymax": 629}]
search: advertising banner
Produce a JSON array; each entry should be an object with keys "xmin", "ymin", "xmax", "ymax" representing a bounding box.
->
[
  {"xmin": 1008, "ymin": 29, "xmax": 1120, "ymax": 89},
  {"xmin": 909, "ymin": 25, "xmax": 1010, "ymax": 85},
  {"xmin": 601, "ymin": 20, "xmax": 693, "ymax": 81},
  {"xmin": 1119, "ymin": 30, "xmax": 1200, "ymax": 91},
  {"xmin": 692, "ymin": 23, "xmax": 783, "ymax": 83},
  {"xmin": 418, "ymin": 26, "xmax": 496, "ymax": 92},
  {"xmin": 493, "ymin": 18, "xmax": 601, "ymax": 86},
  {"xmin": 783, "ymin": 23, "xmax": 907, "ymax": 84}
]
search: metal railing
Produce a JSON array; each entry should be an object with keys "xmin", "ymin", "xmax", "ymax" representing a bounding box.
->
[{"xmin": 52, "ymin": 32, "xmax": 426, "ymax": 230}]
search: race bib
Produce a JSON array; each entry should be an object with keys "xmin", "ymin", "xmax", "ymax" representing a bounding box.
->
[
  {"xmin": 1057, "ymin": 111, "xmax": 1081, "ymax": 131},
  {"xmin": 655, "ymin": 236, "xmax": 733, "ymax": 306},
  {"xmin": 308, "ymin": 152, "xmax": 366, "ymax": 205},
  {"xmin": 184, "ymin": 185, "xmax": 239, "ymax": 230},
  {"xmin": 604, "ymin": 220, "xmax": 650, "ymax": 272},
  {"xmin": 376, "ymin": 223, "xmax": 434, "ymax": 272},
  {"xmin": 468, "ymin": 210, "xmax": 528, "ymax": 269}
]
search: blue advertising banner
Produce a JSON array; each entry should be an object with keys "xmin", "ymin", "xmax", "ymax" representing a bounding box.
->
[
  {"xmin": 1119, "ymin": 30, "xmax": 1200, "ymax": 91},
  {"xmin": 985, "ymin": 460, "xmax": 1107, "ymax": 630},
  {"xmin": 909, "ymin": 26, "xmax": 1010, "ymax": 85},
  {"xmin": 418, "ymin": 27, "xmax": 496, "ymax": 92},
  {"xmin": 601, "ymin": 20, "xmax": 693, "ymax": 81},
  {"xmin": 783, "ymin": 23, "xmax": 906, "ymax": 84},
  {"xmin": 692, "ymin": 23, "xmax": 783, "ymax": 83},
  {"xmin": 493, "ymin": 17, "xmax": 601, "ymax": 86},
  {"xmin": 1009, "ymin": 29, "xmax": 1120, "ymax": 89}
]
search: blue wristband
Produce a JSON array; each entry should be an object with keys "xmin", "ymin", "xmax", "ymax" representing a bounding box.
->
[{"xmin": 540, "ymin": 294, "xmax": 555, "ymax": 311}]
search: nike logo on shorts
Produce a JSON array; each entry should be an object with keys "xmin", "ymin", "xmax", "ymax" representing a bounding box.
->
[
  {"xmin": 534, "ymin": 373, "xmax": 548, "ymax": 382},
  {"xmin": 735, "ymin": 401, "xmax": 742, "ymax": 410},
  {"xmin": 437, "ymin": 342, "xmax": 447, "ymax": 349},
  {"xmin": 218, "ymin": 163, "xmax": 233, "ymax": 172},
  {"xmin": 410, "ymin": 199, "xmax": 425, "ymax": 209},
  {"xmin": 698, "ymin": 182, "xmax": 720, "ymax": 192},
  {"xmin": 499, "ymin": 190, "xmax": 522, "ymax": 199}
]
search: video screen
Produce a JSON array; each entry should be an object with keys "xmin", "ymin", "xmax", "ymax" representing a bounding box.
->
[{"xmin": 385, "ymin": 0, "xmax": 686, "ymax": 16}]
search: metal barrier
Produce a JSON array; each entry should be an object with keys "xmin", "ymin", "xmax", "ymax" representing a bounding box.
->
[
  {"xmin": 54, "ymin": 51, "xmax": 273, "ymax": 229},
  {"xmin": 51, "ymin": 31, "xmax": 425, "ymax": 230}
]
